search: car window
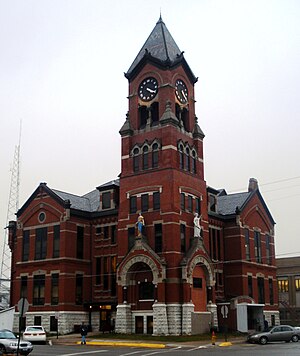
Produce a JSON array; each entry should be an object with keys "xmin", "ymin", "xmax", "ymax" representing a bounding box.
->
[
  {"xmin": 282, "ymin": 326, "xmax": 292, "ymax": 332},
  {"xmin": 272, "ymin": 327, "xmax": 281, "ymax": 333},
  {"xmin": 26, "ymin": 326, "xmax": 43, "ymax": 331},
  {"xmin": 0, "ymin": 330, "xmax": 16, "ymax": 339}
]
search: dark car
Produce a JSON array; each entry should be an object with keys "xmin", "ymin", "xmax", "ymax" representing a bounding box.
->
[
  {"xmin": 0, "ymin": 329, "xmax": 33, "ymax": 355},
  {"xmin": 247, "ymin": 325, "xmax": 300, "ymax": 345}
]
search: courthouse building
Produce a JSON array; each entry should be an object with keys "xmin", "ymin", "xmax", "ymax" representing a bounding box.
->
[{"xmin": 9, "ymin": 17, "xmax": 279, "ymax": 335}]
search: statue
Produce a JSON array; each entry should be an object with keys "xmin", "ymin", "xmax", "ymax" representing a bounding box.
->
[
  {"xmin": 194, "ymin": 213, "xmax": 202, "ymax": 238},
  {"xmin": 136, "ymin": 213, "xmax": 145, "ymax": 237}
]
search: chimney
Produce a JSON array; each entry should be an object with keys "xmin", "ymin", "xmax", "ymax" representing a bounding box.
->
[{"xmin": 248, "ymin": 178, "xmax": 258, "ymax": 192}]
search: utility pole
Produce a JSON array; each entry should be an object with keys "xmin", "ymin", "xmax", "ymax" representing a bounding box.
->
[{"xmin": 0, "ymin": 122, "xmax": 21, "ymax": 309}]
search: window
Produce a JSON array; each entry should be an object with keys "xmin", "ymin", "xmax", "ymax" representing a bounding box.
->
[
  {"xmin": 35, "ymin": 227, "xmax": 47, "ymax": 260},
  {"xmin": 22, "ymin": 230, "xmax": 30, "ymax": 262},
  {"xmin": 153, "ymin": 192, "xmax": 160, "ymax": 210},
  {"xmin": 139, "ymin": 106, "xmax": 148, "ymax": 128},
  {"xmin": 141, "ymin": 194, "xmax": 149, "ymax": 212},
  {"xmin": 193, "ymin": 278, "xmax": 202, "ymax": 288},
  {"xmin": 77, "ymin": 226, "xmax": 84, "ymax": 259},
  {"xmin": 50, "ymin": 316, "xmax": 58, "ymax": 332},
  {"xmin": 152, "ymin": 143, "xmax": 159, "ymax": 168},
  {"xmin": 130, "ymin": 196, "xmax": 137, "ymax": 214},
  {"xmin": 192, "ymin": 150, "xmax": 197, "ymax": 174},
  {"xmin": 103, "ymin": 226, "xmax": 109, "ymax": 239},
  {"xmin": 179, "ymin": 144, "xmax": 184, "ymax": 169},
  {"xmin": 139, "ymin": 282, "xmax": 154, "ymax": 300},
  {"xmin": 128, "ymin": 227, "xmax": 135, "ymax": 251},
  {"xmin": 209, "ymin": 194, "xmax": 216, "ymax": 212},
  {"xmin": 111, "ymin": 225, "xmax": 117, "ymax": 244},
  {"xmin": 180, "ymin": 224, "xmax": 186, "ymax": 253},
  {"xmin": 53, "ymin": 225, "xmax": 60, "ymax": 258},
  {"xmin": 151, "ymin": 102, "xmax": 159, "ymax": 125},
  {"xmin": 187, "ymin": 195, "xmax": 193, "ymax": 212},
  {"xmin": 102, "ymin": 192, "xmax": 111, "ymax": 209},
  {"xmin": 33, "ymin": 275, "xmax": 45, "ymax": 305},
  {"xmin": 245, "ymin": 229, "xmax": 250, "ymax": 261},
  {"xmin": 103, "ymin": 257, "xmax": 109, "ymax": 290},
  {"xmin": 142, "ymin": 146, "xmax": 149, "ymax": 170},
  {"xmin": 96, "ymin": 257, "xmax": 101, "ymax": 285},
  {"xmin": 20, "ymin": 276, "xmax": 28, "ymax": 298},
  {"xmin": 133, "ymin": 148, "xmax": 140, "ymax": 172},
  {"xmin": 257, "ymin": 277, "xmax": 265, "ymax": 304},
  {"xmin": 266, "ymin": 235, "xmax": 272, "ymax": 265},
  {"xmin": 248, "ymin": 275, "xmax": 253, "ymax": 298},
  {"xmin": 180, "ymin": 193, "xmax": 185, "ymax": 210},
  {"xmin": 185, "ymin": 148, "xmax": 190, "ymax": 171},
  {"xmin": 34, "ymin": 316, "xmax": 42, "ymax": 326},
  {"xmin": 195, "ymin": 198, "xmax": 201, "ymax": 214},
  {"xmin": 96, "ymin": 226, "xmax": 102, "ymax": 235},
  {"xmin": 154, "ymin": 224, "xmax": 162, "ymax": 253},
  {"xmin": 111, "ymin": 256, "xmax": 117, "ymax": 296},
  {"xmin": 51, "ymin": 273, "xmax": 59, "ymax": 305},
  {"xmin": 254, "ymin": 231, "xmax": 262, "ymax": 263},
  {"xmin": 209, "ymin": 228, "xmax": 220, "ymax": 261},
  {"xmin": 295, "ymin": 277, "xmax": 300, "ymax": 291},
  {"xmin": 278, "ymin": 279, "xmax": 289, "ymax": 292},
  {"xmin": 75, "ymin": 274, "xmax": 83, "ymax": 305},
  {"xmin": 269, "ymin": 279, "xmax": 274, "ymax": 305}
]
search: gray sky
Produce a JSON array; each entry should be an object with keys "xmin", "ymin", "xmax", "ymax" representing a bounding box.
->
[{"xmin": 0, "ymin": 0, "xmax": 299, "ymax": 261}]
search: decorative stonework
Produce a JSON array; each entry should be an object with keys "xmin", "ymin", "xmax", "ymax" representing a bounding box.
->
[
  {"xmin": 182, "ymin": 302, "xmax": 195, "ymax": 335},
  {"xmin": 183, "ymin": 255, "xmax": 214, "ymax": 286},
  {"xmin": 206, "ymin": 302, "xmax": 218, "ymax": 328},
  {"xmin": 153, "ymin": 302, "xmax": 169, "ymax": 335},
  {"xmin": 115, "ymin": 303, "xmax": 132, "ymax": 334},
  {"xmin": 167, "ymin": 304, "xmax": 182, "ymax": 335}
]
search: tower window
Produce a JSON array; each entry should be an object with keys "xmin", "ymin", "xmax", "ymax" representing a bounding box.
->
[
  {"xmin": 133, "ymin": 147, "xmax": 140, "ymax": 172},
  {"xmin": 181, "ymin": 108, "xmax": 188, "ymax": 131},
  {"xmin": 185, "ymin": 147, "xmax": 190, "ymax": 171},
  {"xmin": 153, "ymin": 191, "xmax": 160, "ymax": 210},
  {"xmin": 152, "ymin": 143, "xmax": 159, "ymax": 168},
  {"xmin": 180, "ymin": 224, "xmax": 186, "ymax": 252},
  {"xmin": 130, "ymin": 196, "xmax": 137, "ymax": 214},
  {"xmin": 192, "ymin": 150, "xmax": 197, "ymax": 173},
  {"xmin": 142, "ymin": 146, "xmax": 149, "ymax": 170},
  {"xmin": 154, "ymin": 223, "xmax": 162, "ymax": 253},
  {"xmin": 139, "ymin": 106, "xmax": 148, "ymax": 129},
  {"xmin": 195, "ymin": 197, "xmax": 201, "ymax": 214},
  {"xmin": 179, "ymin": 144, "xmax": 184, "ymax": 169},
  {"xmin": 180, "ymin": 193, "xmax": 185, "ymax": 210},
  {"xmin": 151, "ymin": 102, "xmax": 159, "ymax": 126},
  {"xmin": 187, "ymin": 195, "xmax": 193, "ymax": 212},
  {"xmin": 141, "ymin": 194, "xmax": 149, "ymax": 212}
]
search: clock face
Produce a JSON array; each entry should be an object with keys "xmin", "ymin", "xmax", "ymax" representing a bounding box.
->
[
  {"xmin": 175, "ymin": 79, "xmax": 188, "ymax": 104},
  {"xmin": 138, "ymin": 77, "xmax": 158, "ymax": 102}
]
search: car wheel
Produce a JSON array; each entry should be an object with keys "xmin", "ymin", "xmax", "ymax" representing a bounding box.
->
[
  {"xmin": 291, "ymin": 335, "xmax": 299, "ymax": 342},
  {"xmin": 0, "ymin": 344, "xmax": 6, "ymax": 353},
  {"xmin": 259, "ymin": 336, "xmax": 268, "ymax": 345}
]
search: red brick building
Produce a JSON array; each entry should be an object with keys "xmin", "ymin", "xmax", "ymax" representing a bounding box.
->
[{"xmin": 9, "ymin": 17, "xmax": 279, "ymax": 335}]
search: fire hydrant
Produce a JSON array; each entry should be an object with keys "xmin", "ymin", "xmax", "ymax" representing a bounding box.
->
[{"xmin": 211, "ymin": 330, "xmax": 216, "ymax": 345}]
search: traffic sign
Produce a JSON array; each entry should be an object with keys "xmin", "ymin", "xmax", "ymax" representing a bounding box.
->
[
  {"xmin": 221, "ymin": 305, "xmax": 228, "ymax": 318},
  {"xmin": 17, "ymin": 298, "xmax": 29, "ymax": 317}
]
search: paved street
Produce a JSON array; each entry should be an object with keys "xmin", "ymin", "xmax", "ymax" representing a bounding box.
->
[{"xmin": 30, "ymin": 341, "xmax": 300, "ymax": 356}]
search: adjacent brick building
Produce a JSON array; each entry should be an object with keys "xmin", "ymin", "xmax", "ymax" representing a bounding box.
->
[{"xmin": 9, "ymin": 17, "xmax": 279, "ymax": 335}]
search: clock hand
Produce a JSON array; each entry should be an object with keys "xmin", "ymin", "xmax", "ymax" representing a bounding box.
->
[
  {"xmin": 146, "ymin": 88, "xmax": 156, "ymax": 93},
  {"xmin": 181, "ymin": 90, "xmax": 187, "ymax": 101}
]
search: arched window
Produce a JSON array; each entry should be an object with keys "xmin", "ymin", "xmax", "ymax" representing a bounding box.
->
[
  {"xmin": 152, "ymin": 143, "xmax": 159, "ymax": 168},
  {"xmin": 185, "ymin": 147, "xmax": 190, "ymax": 171},
  {"xmin": 181, "ymin": 108, "xmax": 188, "ymax": 131},
  {"xmin": 192, "ymin": 150, "xmax": 197, "ymax": 174},
  {"xmin": 151, "ymin": 102, "xmax": 159, "ymax": 126},
  {"xmin": 139, "ymin": 106, "xmax": 148, "ymax": 129},
  {"xmin": 179, "ymin": 144, "xmax": 184, "ymax": 169},
  {"xmin": 142, "ymin": 146, "xmax": 149, "ymax": 170},
  {"xmin": 133, "ymin": 147, "xmax": 140, "ymax": 172}
]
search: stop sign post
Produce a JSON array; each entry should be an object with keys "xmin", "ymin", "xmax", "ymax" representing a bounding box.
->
[{"xmin": 17, "ymin": 297, "xmax": 29, "ymax": 356}]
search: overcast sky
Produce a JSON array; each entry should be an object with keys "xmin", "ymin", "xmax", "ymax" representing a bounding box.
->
[{"xmin": 0, "ymin": 0, "xmax": 299, "ymax": 263}]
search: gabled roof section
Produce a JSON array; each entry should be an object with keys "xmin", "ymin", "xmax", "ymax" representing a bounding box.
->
[
  {"xmin": 97, "ymin": 179, "xmax": 120, "ymax": 192},
  {"xmin": 17, "ymin": 182, "xmax": 100, "ymax": 217},
  {"xmin": 125, "ymin": 16, "xmax": 197, "ymax": 83},
  {"xmin": 217, "ymin": 192, "xmax": 252, "ymax": 216}
]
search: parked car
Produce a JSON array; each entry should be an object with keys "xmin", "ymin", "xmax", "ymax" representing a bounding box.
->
[
  {"xmin": 0, "ymin": 329, "xmax": 33, "ymax": 355},
  {"xmin": 247, "ymin": 325, "xmax": 300, "ymax": 344},
  {"xmin": 23, "ymin": 326, "xmax": 47, "ymax": 343}
]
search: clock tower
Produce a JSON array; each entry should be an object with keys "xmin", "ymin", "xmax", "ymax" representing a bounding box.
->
[{"xmin": 116, "ymin": 16, "xmax": 216, "ymax": 335}]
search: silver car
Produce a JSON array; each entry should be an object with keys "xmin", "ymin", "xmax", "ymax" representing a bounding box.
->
[
  {"xmin": 247, "ymin": 325, "xmax": 300, "ymax": 344},
  {"xmin": 0, "ymin": 329, "xmax": 33, "ymax": 355}
]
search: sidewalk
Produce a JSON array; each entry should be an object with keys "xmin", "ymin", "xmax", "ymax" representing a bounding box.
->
[{"xmin": 49, "ymin": 333, "xmax": 246, "ymax": 349}]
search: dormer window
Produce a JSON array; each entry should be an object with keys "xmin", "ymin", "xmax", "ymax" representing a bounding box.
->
[
  {"xmin": 102, "ymin": 192, "xmax": 111, "ymax": 209},
  {"xmin": 208, "ymin": 194, "xmax": 217, "ymax": 212}
]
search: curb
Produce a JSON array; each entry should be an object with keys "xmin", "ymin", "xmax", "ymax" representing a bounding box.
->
[{"xmin": 76, "ymin": 341, "xmax": 166, "ymax": 348}]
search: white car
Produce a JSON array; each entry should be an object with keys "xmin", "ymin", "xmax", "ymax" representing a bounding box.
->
[{"xmin": 23, "ymin": 326, "xmax": 47, "ymax": 343}]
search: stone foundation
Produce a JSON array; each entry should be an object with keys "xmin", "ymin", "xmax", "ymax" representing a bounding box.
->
[
  {"xmin": 182, "ymin": 302, "xmax": 195, "ymax": 335},
  {"xmin": 153, "ymin": 302, "xmax": 168, "ymax": 335},
  {"xmin": 115, "ymin": 303, "xmax": 132, "ymax": 334},
  {"xmin": 167, "ymin": 304, "xmax": 182, "ymax": 335}
]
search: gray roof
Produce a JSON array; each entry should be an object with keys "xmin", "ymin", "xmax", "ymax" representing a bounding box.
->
[
  {"xmin": 217, "ymin": 192, "xmax": 252, "ymax": 216},
  {"xmin": 52, "ymin": 189, "xmax": 100, "ymax": 212},
  {"xmin": 97, "ymin": 179, "xmax": 120, "ymax": 189},
  {"xmin": 127, "ymin": 16, "xmax": 182, "ymax": 74}
]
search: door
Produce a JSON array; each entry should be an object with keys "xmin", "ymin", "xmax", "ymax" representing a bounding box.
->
[{"xmin": 135, "ymin": 316, "xmax": 143, "ymax": 334}]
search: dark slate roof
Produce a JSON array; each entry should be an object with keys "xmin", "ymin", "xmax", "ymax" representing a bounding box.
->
[
  {"xmin": 127, "ymin": 16, "xmax": 181, "ymax": 74},
  {"xmin": 126, "ymin": 16, "xmax": 197, "ymax": 83},
  {"xmin": 52, "ymin": 188, "xmax": 100, "ymax": 212},
  {"xmin": 217, "ymin": 192, "xmax": 252, "ymax": 216},
  {"xmin": 97, "ymin": 179, "xmax": 120, "ymax": 191}
]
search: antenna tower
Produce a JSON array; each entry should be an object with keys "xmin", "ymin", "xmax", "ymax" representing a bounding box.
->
[{"xmin": 0, "ymin": 123, "xmax": 21, "ymax": 309}]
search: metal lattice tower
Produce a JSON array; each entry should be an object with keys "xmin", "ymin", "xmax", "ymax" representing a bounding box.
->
[{"xmin": 0, "ymin": 124, "xmax": 21, "ymax": 309}]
